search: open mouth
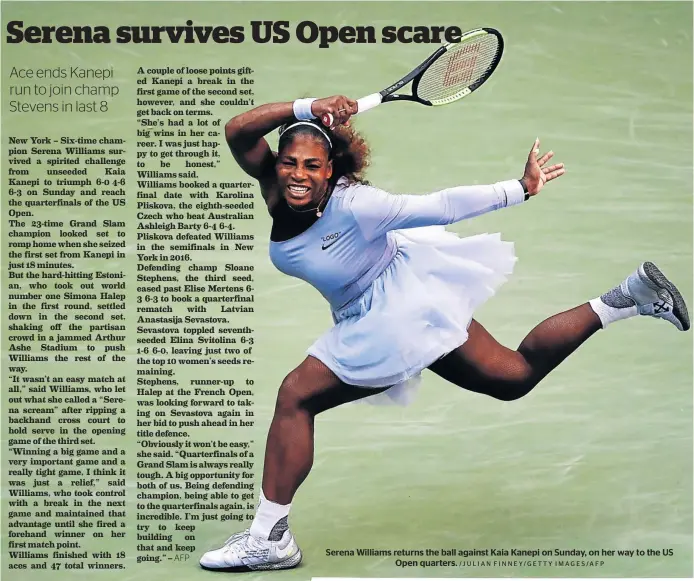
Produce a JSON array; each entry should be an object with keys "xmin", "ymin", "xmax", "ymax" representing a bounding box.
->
[{"xmin": 286, "ymin": 184, "xmax": 311, "ymax": 199}]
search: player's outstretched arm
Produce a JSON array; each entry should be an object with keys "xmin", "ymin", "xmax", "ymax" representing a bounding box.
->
[{"xmin": 349, "ymin": 139, "xmax": 565, "ymax": 240}]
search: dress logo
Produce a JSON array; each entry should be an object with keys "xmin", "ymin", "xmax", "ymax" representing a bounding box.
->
[{"xmin": 321, "ymin": 232, "xmax": 341, "ymax": 250}]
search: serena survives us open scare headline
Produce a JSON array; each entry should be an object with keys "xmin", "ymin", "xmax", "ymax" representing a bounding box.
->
[{"xmin": 6, "ymin": 20, "xmax": 466, "ymax": 48}]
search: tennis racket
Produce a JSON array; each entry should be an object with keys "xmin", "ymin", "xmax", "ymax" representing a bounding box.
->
[{"xmin": 323, "ymin": 27, "xmax": 504, "ymax": 126}]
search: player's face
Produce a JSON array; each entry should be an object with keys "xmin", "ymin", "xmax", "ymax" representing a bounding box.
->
[{"xmin": 276, "ymin": 135, "xmax": 332, "ymax": 209}]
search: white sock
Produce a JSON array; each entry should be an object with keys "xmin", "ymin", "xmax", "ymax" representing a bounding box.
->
[
  {"xmin": 589, "ymin": 284, "xmax": 637, "ymax": 329},
  {"xmin": 249, "ymin": 491, "xmax": 291, "ymax": 540}
]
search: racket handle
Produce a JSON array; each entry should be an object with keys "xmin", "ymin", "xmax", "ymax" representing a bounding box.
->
[
  {"xmin": 355, "ymin": 93, "xmax": 382, "ymax": 115},
  {"xmin": 321, "ymin": 93, "xmax": 383, "ymax": 126}
]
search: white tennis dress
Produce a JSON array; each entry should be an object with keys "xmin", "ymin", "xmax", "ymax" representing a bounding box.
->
[{"xmin": 269, "ymin": 177, "xmax": 526, "ymax": 405}]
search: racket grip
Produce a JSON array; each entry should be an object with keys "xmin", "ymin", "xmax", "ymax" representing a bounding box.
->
[
  {"xmin": 322, "ymin": 93, "xmax": 382, "ymax": 126},
  {"xmin": 355, "ymin": 93, "xmax": 382, "ymax": 115}
]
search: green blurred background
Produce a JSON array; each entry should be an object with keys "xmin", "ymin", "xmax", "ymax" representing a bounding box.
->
[{"xmin": 2, "ymin": 1, "xmax": 692, "ymax": 579}]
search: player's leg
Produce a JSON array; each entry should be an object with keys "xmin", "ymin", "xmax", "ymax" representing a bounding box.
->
[
  {"xmin": 430, "ymin": 262, "xmax": 689, "ymax": 400},
  {"xmin": 261, "ymin": 355, "xmax": 386, "ymax": 507},
  {"xmin": 200, "ymin": 356, "xmax": 388, "ymax": 572},
  {"xmin": 429, "ymin": 307, "xmax": 599, "ymax": 400}
]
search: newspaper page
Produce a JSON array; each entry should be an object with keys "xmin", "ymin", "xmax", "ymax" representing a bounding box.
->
[{"xmin": 2, "ymin": 2, "xmax": 692, "ymax": 580}]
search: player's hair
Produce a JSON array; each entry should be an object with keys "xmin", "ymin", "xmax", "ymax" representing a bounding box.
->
[{"xmin": 278, "ymin": 122, "xmax": 370, "ymax": 185}]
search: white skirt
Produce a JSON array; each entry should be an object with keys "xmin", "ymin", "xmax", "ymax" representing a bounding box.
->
[{"xmin": 307, "ymin": 226, "xmax": 517, "ymax": 405}]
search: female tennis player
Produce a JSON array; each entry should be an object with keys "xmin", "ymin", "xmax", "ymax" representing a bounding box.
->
[{"xmin": 199, "ymin": 95, "xmax": 689, "ymax": 572}]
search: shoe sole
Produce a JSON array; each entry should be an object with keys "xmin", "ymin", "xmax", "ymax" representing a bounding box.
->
[
  {"xmin": 641, "ymin": 261, "xmax": 690, "ymax": 331},
  {"xmin": 199, "ymin": 550, "xmax": 302, "ymax": 573}
]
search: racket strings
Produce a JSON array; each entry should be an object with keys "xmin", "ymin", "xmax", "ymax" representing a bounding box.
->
[{"xmin": 417, "ymin": 35, "xmax": 500, "ymax": 105}]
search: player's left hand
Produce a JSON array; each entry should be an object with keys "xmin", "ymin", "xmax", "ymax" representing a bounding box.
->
[{"xmin": 521, "ymin": 138, "xmax": 565, "ymax": 196}]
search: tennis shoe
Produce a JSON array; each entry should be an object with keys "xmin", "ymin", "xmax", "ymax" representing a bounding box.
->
[
  {"xmin": 199, "ymin": 528, "xmax": 302, "ymax": 572},
  {"xmin": 610, "ymin": 262, "xmax": 690, "ymax": 331}
]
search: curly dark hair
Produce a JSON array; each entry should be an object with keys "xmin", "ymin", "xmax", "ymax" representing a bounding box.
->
[{"xmin": 278, "ymin": 121, "xmax": 371, "ymax": 185}]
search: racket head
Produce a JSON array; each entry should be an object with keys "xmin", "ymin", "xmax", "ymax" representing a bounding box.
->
[{"xmin": 412, "ymin": 27, "xmax": 504, "ymax": 106}]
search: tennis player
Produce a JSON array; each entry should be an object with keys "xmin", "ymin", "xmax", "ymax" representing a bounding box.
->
[{"xmin": 199, "ymin": 95, "xmax": 689, "ymax": 572}]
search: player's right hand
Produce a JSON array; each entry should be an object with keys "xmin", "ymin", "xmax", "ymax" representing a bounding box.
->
[{"xmin": 311, "ymin": 95, "xmax": 358, "ymax": 129}]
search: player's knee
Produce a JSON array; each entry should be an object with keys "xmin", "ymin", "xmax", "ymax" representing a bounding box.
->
[
  {"xmin": 496, "ymin": 371, "xmax": 540, "ymax": 401},
  {"xmin": 489, "ymin": 356, "xmax": 538, "ymax": 401},
  {"xmin": 274, "ymin": 370, "xmax": 304, "ymax": 416}
]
